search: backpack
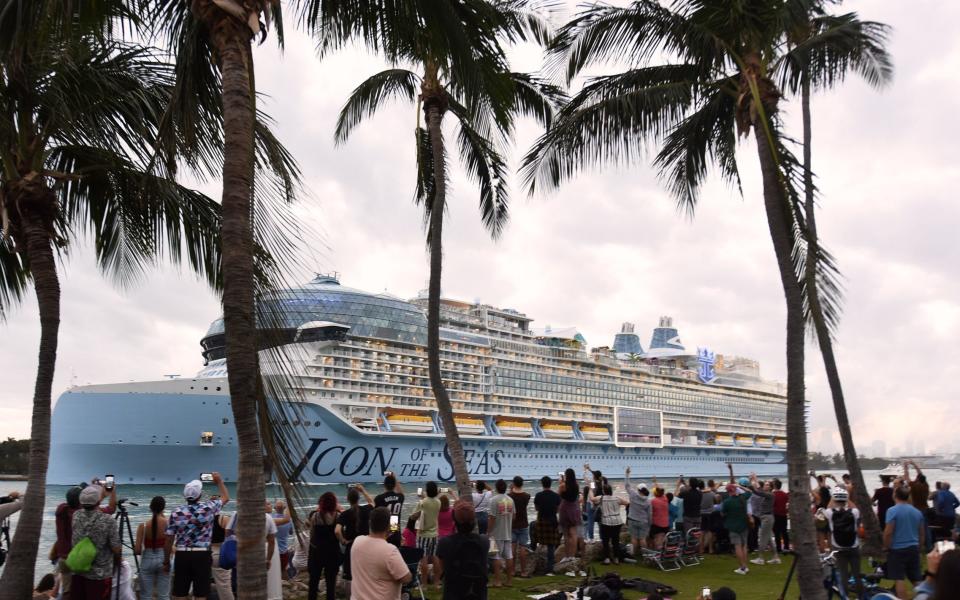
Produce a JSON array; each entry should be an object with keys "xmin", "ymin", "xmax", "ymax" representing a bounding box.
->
[
  {"xmin": 65, "ymin": 537, "xmax": 97, "ymax": 573},
  {"xmin": 831, "ymin": 509, "xmax": 857, "ymax": 548},
  {"xmin": 447, "ymin": 536, "xmax": 487, "ymax": 600}
]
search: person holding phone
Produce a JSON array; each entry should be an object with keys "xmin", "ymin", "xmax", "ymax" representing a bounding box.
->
[
  {"xmin": 164, "ymin": 472, "xmax": 229, "ymax": 600},
  {"xmin": 374, "ymin": 472, "xmax": 405, "ymax": 547},
  {"xmin": 913, "ymin": 546, "xmax": 959, "ymax": 600},
  {"xmin": 135, "ymin": 496, "xmax": 170, "ymax": 600}
]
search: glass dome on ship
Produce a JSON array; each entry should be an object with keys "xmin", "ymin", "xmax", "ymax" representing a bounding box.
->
[{"xmin": 48, "ymin": 273, "xmax": 788, "ymax": 485}]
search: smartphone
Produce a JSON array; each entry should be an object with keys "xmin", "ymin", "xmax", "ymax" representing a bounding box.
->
[
  {"xmin": 383, "ymin": 470, "xmax": 393, "ymax": 477},
  {"xmin": 389, "ymin": 515, "xmax": 399, "ymax": 532},
  {"xmin": 347, "ymin": 483, "xmax": 356, "ymax": 489},
  {"xmin": 417, "ymin": 487, "xmax": 423, "ymax": 496},
  {"xmin": 558, "ymin": 471, "xmax": 565, "ymax": 478},
  {"xmin": 200, "ymin": 473, "xmax": 214, "ymax": 482},
  {"xmin": 440, "ymin": 487, "xmax": 450, "ymax": 494},
  {"xmin": 701, "ymin": 587, "xmax": 711, "ymax": 599},
  {"xmin": 590, "ymin": 481, "xmax": 596, "ymax": 490},
  {"xmin": 936, "ymin": 540, "xmax": 956, "ymax": 554},
  {"xmin": 103, "ymin": 475, "xmax": 114, "ymax": 491}
]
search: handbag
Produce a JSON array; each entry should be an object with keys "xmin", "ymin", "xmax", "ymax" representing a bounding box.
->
[{"xmin": 219, "ymin": 536, "xmax": 238, "ymax": 569}]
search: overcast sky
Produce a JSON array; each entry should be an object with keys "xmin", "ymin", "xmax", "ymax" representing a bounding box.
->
[{"xmin": 2, "ymin": 1, "xmax": 957, "ymax": 457}]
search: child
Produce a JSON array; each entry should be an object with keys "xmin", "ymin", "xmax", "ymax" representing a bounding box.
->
[{"xmin": 402, "ymin": 515, "xmax": 418, "ymax": 548}]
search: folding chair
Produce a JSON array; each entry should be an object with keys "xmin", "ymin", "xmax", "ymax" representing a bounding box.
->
[
  {"xmin": 399, "ymin": 546, "xmax": 425, "ymax": 600},
  {"xmin": 642, "ymin": 531, "xmax": 684, "ymax": 571},
  {"xmin": 680, "ymin": 527, "xmax": 702, "ymax": 566}
]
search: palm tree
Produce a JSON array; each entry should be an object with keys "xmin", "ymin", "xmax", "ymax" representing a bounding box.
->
[
  {"xmin": 306, "ymin": 0, "xmax": 560, "ymax": 495},
  {"xmin": 0, "ymin": 6, "xmax": 223, "ymax": 595},
  {"xmin": 778, "ymin": 6, "xmax": 892, "ymax": 555},
  {"xmin": 147, "ymin": 1, "xmax": 303, "ymax": 595},
  {"xmin": 520, "ymin": 1, "xmax": 882, "ymax": 595}
]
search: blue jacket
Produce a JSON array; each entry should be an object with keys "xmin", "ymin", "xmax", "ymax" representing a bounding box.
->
[{"xmin": 935, "ymin": 489, "xmax": 959, "ymax": 518}]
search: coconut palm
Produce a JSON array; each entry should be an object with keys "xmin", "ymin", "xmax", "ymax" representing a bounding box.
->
[
  {"xmin": 521, "ymin": 0, "xmax": 874, "ymax": 595},
  {"xmin": 146, "ymin": 1, "xmax": 305, "ymax": 595},
  {"xmin": 0, "ymin": 6, "xmax": 223, "ymax": 596},
  {"xmin": 778, "ymin": 5, "xmax": 892, "ymax": 555},
  {"xmin": 306, "ymin": 0, "xmax": 561, "ymax": 494}
]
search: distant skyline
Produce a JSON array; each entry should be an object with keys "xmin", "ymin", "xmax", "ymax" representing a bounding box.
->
[{"xmin": 2, "ymin": 2, "xmax": 958, "ymax": 457}]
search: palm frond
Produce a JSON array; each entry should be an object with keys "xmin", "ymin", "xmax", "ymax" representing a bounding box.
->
[
  {"xmin": 777, "ymin": 13, "xmax": 893, "ymax": 94},
  {"xmin": 0, "ymin": 235, "xmax": 28, "ymax": 318},
  {"xmin": 507, "ymin": 71, "xmax": 566, "ymax": 129},
  {"xmin": 334, "ymin": 69, "xmax": 420, "ymax": 143},
  {"xmin": 448, "ymin": 101, "xmax": 510, "ymax": 239},
  {"xmin": 48, "ymin": 144, "xmax": 222, "ymax": 289},
  {"xmin": 521, "ymin": 65, "xmax": 699, "ymax": 195},
  {"xmin": 653, "ymin": 77, "xmax": 740, "ymax": 214}
]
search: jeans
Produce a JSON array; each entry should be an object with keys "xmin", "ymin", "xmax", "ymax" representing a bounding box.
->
[
  {"xmin": 545, "ymin": 544, "xmax": 556, "ymax": 572},
  {"xmin": 599, "ymin": 524, "xmax": 622, "ymax": 560},
  {"xmin": 585, "ymin": 503, "xmax": 597, "ymax": 540},
  {"xmin": 477, "ymin": 512, "xmax": 489, "ymax": 535},
  {"xmin": 834, "ymin": 547, "xmax": 861, "ymax": 598},
  {"xmin": 139, "ymin": 548, "xmax": 170, "ymax": 600},
  {"xmin": 773, "ymin": 514, "xmax": 790, "ymax": 552}
]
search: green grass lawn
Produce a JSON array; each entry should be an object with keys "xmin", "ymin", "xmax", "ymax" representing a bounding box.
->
[{"xmin": 471, "ymin": 553, "xmax": 912, "ymax": 600}]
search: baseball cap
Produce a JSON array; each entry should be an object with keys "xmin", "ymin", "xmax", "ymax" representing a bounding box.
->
[
  {"xmin": 453, "ymin": 499, "xmax": 476, "ymax": 525},
  {"xmin": 184, "ymin": 480, "xmax": 203, "ymax": 500},
  {"xmin": 738, "ymin": 477, "xmax": 750, "ymax": 487},
  {"xmin": 79, "ymin": 485, "xmax": 103, "ymax": 506}
]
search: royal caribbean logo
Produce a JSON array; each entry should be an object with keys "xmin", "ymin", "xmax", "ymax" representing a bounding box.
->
[{"xmin": 697, "ymin": 347, "xmax": 716, "ymax": 384}]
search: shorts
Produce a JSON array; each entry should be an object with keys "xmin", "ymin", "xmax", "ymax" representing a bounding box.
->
[
  {"xmin": 627, "ymin": 519, "xmax": 650, "ymax": 540},
  {"xmin": 682, "ymin": 516, "xmax": 701, "ymax": 531},
  {"xmin": 172, "ymin": 549, "xmax": 213, "ymax": 597},
  {"xmin": 885, "ymin": 546, "xmax": 922, "ymax": 582},
  {"xmin": 650, "ymin": 524, "xmax": 669, "ymax": 536},
  {"xmin": 71, "ymin": 575, "xmax": 111, "ymax": 599},
  {"xmin": 492, "ymin": 539, "xmax": 514, "ymax": 561},
  {"xmin": 417, "ymin": 535, "xmax": 438, "ymax": 557},
  {"xmin": 729, "ymin": 529, "xmax": 748, "ymax": 547},
  {"xmin": 512, "ymin": 527, "xmax": 530, "ymax": 546}
]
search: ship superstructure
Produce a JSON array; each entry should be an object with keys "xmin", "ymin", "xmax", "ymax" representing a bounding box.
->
[{"xmin": 49, "ymin": 275, "xmax": 787, "ymax": 484}]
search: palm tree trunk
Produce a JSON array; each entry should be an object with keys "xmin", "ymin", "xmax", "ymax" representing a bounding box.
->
[
  {"xmin": 800, "ymin": 75, "xmax": 882, "ymax": 556},
  {"xmin": 753, "ymin": 119, "xmax": 825, "ymax": 600},
  {"xmin": 422, "ymin": 80, "xmax": 472, "ymax": 497},
  {"xmin": 215, "ymin": 28, "xmax": 266, "ymax": 600},
  {"xmin": 0, "ymin": 199, "xmax": 59, "ymax": 600}
]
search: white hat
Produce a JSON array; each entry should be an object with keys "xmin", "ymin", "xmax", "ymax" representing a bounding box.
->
[
  {"xmin": 184, "ymin": 480, "xmax": 203, "ymax": 500},
  {"xmin": 80, "ymin": 485, "xmax": 103, "ymax": 506}
]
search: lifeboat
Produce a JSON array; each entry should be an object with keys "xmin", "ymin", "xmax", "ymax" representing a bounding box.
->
[
  {"xmin": 386, "ymin": 414, "xmax": 434, "ymax": 433},
  {"xmin": 497, "ymin": 420, "xmax": 534, "ymax": 437},
  {"xmin": 541, "ymin": 423, "xmax": 575, "ymax": 439},
  {"xmin": 455, "ymin": 417, "xmax": 485, "ymax": 435},
  {"xmin": 736, "ymin": 435, "xmax": 755, "ymax": 447},
  {"xmin": 580, "ymin": 425, "xmax": 610, "ymax": 441},
  {"xmin": 756, "ymin": 437, "xmax": 774, "ymax": 448},
  {"xmin": 715, "ymin": 434, "xmax": 734, "ymax": 446},
  {"xmin": 773, "ymin": 437, "xmax": 787, "ymax": 449}
]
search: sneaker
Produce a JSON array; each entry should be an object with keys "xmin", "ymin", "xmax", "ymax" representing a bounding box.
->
[
  {"xmin": 750, "ymin": 557, "xmax": 766, "ymax": 565},
  {"xmin": 565, "ymin": 572, "xmax": 576, "ymax": 577},
  {"xmin": 768, "ymin": 557, "xmax": 782, "ymax": 564},
  {"xmin": 578, "ymin": 571, "xmax": 587, "ymax": 577},
  {"xmin": 546, "ymin": 573, "xmax": 556, "ymax": 577},
  {"xmin": 734, "ymin": 567, "xmax": 749, "ymax": 575},
  {"xmin": 623, "ymin": 557, "xmax": 637, "ymax": 564},
  {"xmin": 603, "ymin": 558, "xmax": 611, "ymax": 565}
]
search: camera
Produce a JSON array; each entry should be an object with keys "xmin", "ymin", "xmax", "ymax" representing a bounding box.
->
[
  {"xmin": 936, "ymin": 540, "xmax": 956, "ymax": 554},
  {"xmin": 701, "ymin": 587, "xmax": 711, "ymax": 599},
  {"xmin": 440, "ymin": 487, "xmax": 450, "ymax": 494},
  {"xmin": 200, "ymin": 473, "xmax": 214, "ymax": 482},
  {"xmin": 104, "ymin": 475, "xmax": 115, "ymax": 491},
  {"xmin": 417, "ymin": 487, "xmax": 423, "ymax": 496}
]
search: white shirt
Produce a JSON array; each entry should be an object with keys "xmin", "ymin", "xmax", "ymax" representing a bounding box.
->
[{"xmin": 823, "ymin": 507, "xmax": 860, "ymax": 548}]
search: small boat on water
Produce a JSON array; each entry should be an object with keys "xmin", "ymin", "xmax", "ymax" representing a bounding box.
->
[{"xmin": 879, "ymin": 463, "xmax": 903, "ymax": 477}]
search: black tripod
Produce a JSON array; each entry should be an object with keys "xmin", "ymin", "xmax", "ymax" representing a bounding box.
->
[{"xmin": 114, "ymin": 499, "xmax": 139, "ymax": 600}]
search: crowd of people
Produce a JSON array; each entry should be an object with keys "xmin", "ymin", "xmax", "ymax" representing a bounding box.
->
[{"xmin": 4, "ymin": 458, "xmax": 960, "ymax": 600}]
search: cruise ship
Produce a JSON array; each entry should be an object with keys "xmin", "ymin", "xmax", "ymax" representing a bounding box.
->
[{"xmin": 48, "ymin": 275, "xmax": 788, "ymax": 485}]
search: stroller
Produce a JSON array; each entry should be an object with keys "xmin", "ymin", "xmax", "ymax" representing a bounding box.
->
[{"xmin": 399, "ymin": 546, "xmax": 425, "ymax": 600}]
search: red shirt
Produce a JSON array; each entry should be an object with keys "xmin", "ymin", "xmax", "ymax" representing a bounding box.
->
[
  {"xmin": 651, "ymin": 496, "xmax": 669, "ymax": 528},
  {"xmin": 437, "ymin": 508, "xmax": 455, "ymax": 538},
  {"xmin": 773, "ymin": 490, "xmax": 789, "ymax": 516}
]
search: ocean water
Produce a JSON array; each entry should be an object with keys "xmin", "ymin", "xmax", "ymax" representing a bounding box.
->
[{"xmin": 3, "ymin": 468, "xmax": 958, "ymax": 584}]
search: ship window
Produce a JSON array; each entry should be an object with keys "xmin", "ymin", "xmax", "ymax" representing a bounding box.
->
[
  {"xmin": 200, "ymin": 432, "xmax": 214, "ymax": 446},
  {"xmin": 221, "ymin": 418, "xmax": 229, "ymax": 425}
]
